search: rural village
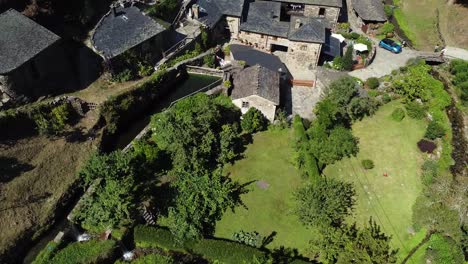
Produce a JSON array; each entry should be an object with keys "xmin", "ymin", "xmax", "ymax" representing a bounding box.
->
[{"xmin": 0, "ymin": 0, "xmax": 467, "ymax": 263}]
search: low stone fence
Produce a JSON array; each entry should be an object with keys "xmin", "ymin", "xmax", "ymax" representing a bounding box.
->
[{"xmin": 186, "ymin": 65, "xmax": 224, "ymax": 78}]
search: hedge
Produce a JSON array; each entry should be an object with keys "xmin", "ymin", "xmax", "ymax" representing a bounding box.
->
[
  {"xmin": 133, "ymin": 226, "xmax": 267, "ymax": 263},
  {"xmin": 32, "ymin": 241, "xmax": 61, "ymax": 264},
  {"xmin": 134, "ymin": 226, "xmax": 182, "ymax": 251},
  {"xmin": 131, "ymin": 254, "xmax": 174, "ymax": 264},
  {"xmin": 292, "ymin": 115, "xmax": 307, "ymax": 148},
  {"xmin": 50, "ymin": 240, "xmax": 116, "ymax": 264},
  {"xmin": 190, "ymin": 239, "xmax": 266, "ymax": 264}
]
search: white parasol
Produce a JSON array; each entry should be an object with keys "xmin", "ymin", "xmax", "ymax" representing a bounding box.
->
[{"xmin": 353, "ymin": 43, "xmax": 368, "ymax": 52}]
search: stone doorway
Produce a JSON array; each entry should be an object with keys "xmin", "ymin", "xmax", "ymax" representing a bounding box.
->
[{"xmin": 270, "ymin": 44, "xmax": 289, "ymax": 53}]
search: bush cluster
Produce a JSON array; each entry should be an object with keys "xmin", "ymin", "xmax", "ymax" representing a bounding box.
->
[
  {"xmin": 241, "ymin": 107, "xmax": 269, "ymax": 133},
  {"xmin": 366, "ymin": 77, "xmax": 380, "ymax": 89},
  {"xmin": 391, "ymin": 108, "xmax": 405, "ymax": 121},
  {"xmin": 33, "ymin": 103, "xmax": 73, "ymax": 136},
  {"xmin": 361, "ymin": 159, "xmax": 375, "ymax": 169},
  {"xmin": 404, "ymin": 100, "xmax": 426, "ymax": 119},
  {"xmin": 32, "ymin": 242, "xmax": 61, "ymax": 264},
  {"xmin": 232, "ymin": 230, "xmax": 263, "ymax": 248},
  {"xmin": 417, "ymin": 139, "xmax": 437, "ymax": 153},
  {"xmin": 379, "ymin": 22, "xmax": 395, "ymax": 36},
  {"xmin": 134, "ymin": 226, "xmax": 180, "ymax": 251},
  {"xmin": 425, "ymin": 120, "xmax": 446, "ymax": 140},
  {"xmin": 449, "ymin": 59, "xmax": 468, "ymax": 106}
]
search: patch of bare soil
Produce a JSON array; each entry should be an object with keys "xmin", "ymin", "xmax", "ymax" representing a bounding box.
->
[{"xmin": 0, "ymin": 111, "xmax": 100, "ymax": 259}]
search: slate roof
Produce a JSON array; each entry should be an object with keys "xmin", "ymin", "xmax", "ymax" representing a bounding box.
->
[
  {"xmin": 270, "ymin": 0, "xmax": 342, "ymax": 8},
  {"xmin": 240, "ymin": 1, "xmax": 326, "ymax": 43},
  {"xmin": 195, "ymin": 0, "xmax": 245, "ymax": 28},
  {"xmin": 92, "ymin": 5, "xmax": 166, "ymax": 59},
  {"xmin": 288, "ymin": 16, "xmax": 326, "ymax": 43},
  {"xmin": 0, "ymin": 9, "xmax": 60, "ymax": 74},
  {"xmin": 232, "ymin": 64, "xmax": 280, "ymax": 105},
  {"xmin": 321, "ymin": 31, "xmax": 342, "ymax": 57},
  {"xmin": 352, "ymin": 0, "xmax": 386, "ymax": 22},
  {"xmin": 230, "ymin": 44, "xmax": 288, "ymax": 73}
]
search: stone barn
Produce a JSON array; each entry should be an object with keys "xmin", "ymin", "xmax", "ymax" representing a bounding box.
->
[
  {"xmin": 231, "ymin": 64, "xmax": 280, "ymax": 121},
  {"xmin": 349, "ymin": 0, "xmax": 387, "ymax": 32},
  {"xmin": 91, "ymin": 2, "xmax": 168, "ymax": 69},
  {"xmin": 0, "ymin": 9, "xmax": 74, "ymax": 104}
]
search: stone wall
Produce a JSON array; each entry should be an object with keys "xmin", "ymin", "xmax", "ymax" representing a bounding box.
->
[
  {"xmin": 304, "ymin": 5, "xmax": 340, "ymax": 24},
  {"xmin": 226, "ymin": 16, "xmax": 240, "ymax": 39},
  {"xmin": 238, "ymin": 31, "xmax": 322, "ymax": 68},
  {"xmin": 232, "ymin": 95, "xmax": 277, "ymax": 121},
  {"xmin": 0, "ymin": 41, "xmax": 74, "ymax": 103}
]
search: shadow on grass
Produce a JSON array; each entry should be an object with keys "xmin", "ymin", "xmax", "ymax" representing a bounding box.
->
[{"xmin": 0, "ymin": 156, "xmax": 35, "ymax": 183}]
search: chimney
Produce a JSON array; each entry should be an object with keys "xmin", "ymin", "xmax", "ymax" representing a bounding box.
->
[
  {"xmin": 111, "ymin": 4, "xmax": 117, "ymax": 17},
  {"xmin": 295, "ymin": 19, "xmax": 302, "ymax": 29},
  {"xmin": 192, "ymin": 4, "xmax": 200, "ymax": 19}
]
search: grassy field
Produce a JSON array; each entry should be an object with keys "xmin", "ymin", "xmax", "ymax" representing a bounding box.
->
[
  {"xmin": 0, "ymin": 112, "xmax": 99, "ymax": 256},
  {"xmin": 393, "ymin": 0, "xmax": 468, "ymax": 50},
  {"xmin": 323, "ymin": 101, "xmax": 427, "ymax": 262},
  {"xmin": 215, "ymin": 130, "xmax": 313, "ymax": 255}
]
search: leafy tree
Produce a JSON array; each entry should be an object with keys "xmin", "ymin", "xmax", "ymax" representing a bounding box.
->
[
  {"xmin": 392, "ymin": 63, "xmax": 437, "ymax": 101},
  {"xmin": 78, "ymin": 151, "xmax": 134, "ymax": 186},
  {"xmin": 166, "ymin": 169, "xmax": 242, "ymax": 241},
  {"xmin": 310, "ymin": 219, "xmax": 398, "ymax": 264},
  {"xmin": 218, "ymin": 123, "xmax": 242, "ymax": 164},
  {"xmin": 241, "ymin": 107, "xmax": 268, "ymax": 134},
  {"xmin": 342, "ymin": 45, "xmax": 354, "ymax": 71},
  {"xmin": 347, "ymin": 97, "xmax": 380, "ymax": 121},
  {"xmin": 34, "ymin": 103, "xmax": 73, "ymax": 136},
  {"xmin": 309, "ymin": 125, "xmax": 359, "ymax": 167},
  {"xmin": 150, "ymin": 94, "xmax": 241, "ymax": 171},
  {"xmin": 425, "ymin": 120, "xmax": 446, "ymax": 139},
  {"xmin": 294, "ymin": 178, "xmax": 355, "ymax": 227},
  {"xmin": 75, "ymin": 175, "xmax": 135, "ymax": 232},
  {"xmin": 326, "ymin": 77, "xmax": 359, "ymax": 113}
]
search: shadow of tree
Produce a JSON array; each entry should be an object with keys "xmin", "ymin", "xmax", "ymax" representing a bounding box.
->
[{"xmin": 0, "ymin": 156, "xmax": 34, "ymax": 183}]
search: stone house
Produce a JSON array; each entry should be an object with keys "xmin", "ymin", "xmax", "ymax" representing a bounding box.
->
[
  {"xmin": 269, "ymin": 0, "xmax": 342, "ymax": 25},
  {"xmin": 349, "ymin": 0, "xmax": 386, "ymax": 32},
  {"xmin": 238, "ymin": 1, "xmax": 326, "ymax": 69},
  {"xmin": 91, "ymin": 2, "xmax": 168, "ymax": 69},
  {"xmin": 231, "ymin": 65, "xmax": 280, "ymax": 121},
  {"xmin": 191, "ymin": 0, "xmax": 246, "ymax": 39},
  {"xmin": 0, "ymin": 9, "xmax": 74, "ymax": 102}
]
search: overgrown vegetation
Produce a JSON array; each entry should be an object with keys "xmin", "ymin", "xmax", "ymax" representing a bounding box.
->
[
  {"xmin": 50, "ymin": 240, "xmax": 116, "ymax": 264},
  {"xmin": 449, "ymin": 59, "xmax": 468, "ymax": 107}
]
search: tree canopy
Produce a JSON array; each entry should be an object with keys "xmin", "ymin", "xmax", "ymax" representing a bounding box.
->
[{"xmin": 294, "ymin": 178, "xmax": 355, "ymax": 227}]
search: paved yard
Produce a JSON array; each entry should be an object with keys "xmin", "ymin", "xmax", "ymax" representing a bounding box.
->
[
  {"xmin": 290, "ymin": 85, "xmax": 322, "ymax": 120},
  {"xmin": 349, "ymin": 47, "xmax": 419, "ymax": 80}
]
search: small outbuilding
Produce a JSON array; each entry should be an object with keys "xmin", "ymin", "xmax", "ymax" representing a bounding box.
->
[
  {"xmin": 350, "ymin": 0, "xmax": 387, "ymax": 32},
  {"xmin": 231, "ymin": 65, "xmax": 280, "ymax": 122},
  {"xmin": 0, "ymin": 9, "xmax": 73, "ymax": 101}
]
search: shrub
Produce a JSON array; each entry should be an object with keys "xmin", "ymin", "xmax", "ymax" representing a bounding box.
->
[
  {"xmin": 379, "ymin": 22, "xmax": 394, "ymax": 35},
  {"xmin": 361, "ymin": 159, "xmax": 375, "ymax": 169},
  {"xmin": 137, "ymin": 62, "xmax": 153, "ymax": 77},
  {"xmin": 425, "ymin": 120, "xmax": 445, "ymax": 139},
  {"xmin": 417, "ymin": 139, "xmax": 437, "ymax": 153},
  {"xmin": 384, "ymin": 5, "xmax": 393, "ymax": 18},
  {"xmin": 223, "ymin": 45, "xmax": 231, "ymax": 56},
  {"xmin": 232, "ymin": 230, "xmax": 263, "ymax": 247},
  {"xmin": 112, "ymin": 69, "xmax": 135, "ymax": 83},
  {"xmin": 190, "ymin": 239, "xmax": 266, "ymax": 264},
  {"xmin": 342, "ymin": 32, "xmax": 360, "ymax": 40},
  {"xmin": 223, "ymin": 80, "xmax": 232, "ymax": 88},
  {"xmin": 332, "ymin": 56, "xmax": 344, "ymax": 70},
  {"xmin": 421, "ymin": 160, "xmax": 438, "ymax": 185},
  {"xmin": 134, "ymin": 226, "xmax": 182, "ymax": 251},
  {"xmin": 203, "ymin": 55, "xmax": 216, "ymax": 68},
  {"xmin": 391, "ymin": 108, "xmax": 405, "ymax": 121},
  {"xmin": 342, "ymin": 45, "xmax": 354, "ymax": 71},
  {"xmin": 241, "ymin": 107, "xmax": 268, "ymax": 133},
  {"xmin": 405, "ymin": 101, "xmax": 426, "ymax": 119},
  {"xmin": 51, "ymin": 240, "xmax": 116, "ymax": 264},
  {"xmin": 382, "ymin": 93, "xmax": 392, "ymax": 104},
  {"xmin": 34, "ymin": 103, "xmax": 73, "ymax": 136},
  {"xmin": 366, "ymin": 77, "xmax": 380, "ymax": 89}
]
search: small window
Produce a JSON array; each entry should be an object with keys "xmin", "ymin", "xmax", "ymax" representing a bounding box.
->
[
  {"xmin": 272, "ymin": 36, "xmax": 278, "ymax": 40},
  {"xmin": 260, "ymin": 34, "xmax": 264, "ymax": 39},
  {"xmin": 245, "ymin": 32, "xmax": 250, "ymax": 35},
  {"xmin": 242, "ymin": 101, "xmax": 249, "ymax": 108},
  {"xmin": 319, "ymin": 8, "xmax": 326, "ymax": 17},
  {"xmin": 300, "ymin": 45, "xmax": 308, "ymax": 51}
]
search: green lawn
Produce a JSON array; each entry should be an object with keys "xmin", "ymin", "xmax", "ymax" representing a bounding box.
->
[
  {"xmin": 215, "ymin": 129, "xmax": 313, "ymax": 255},
  {"xmin": 323, "ymin": 101, "xmax": 427, "ymax": 262}
]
